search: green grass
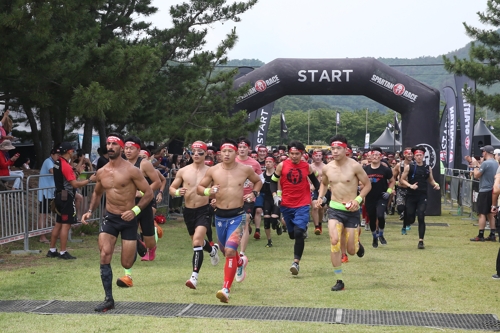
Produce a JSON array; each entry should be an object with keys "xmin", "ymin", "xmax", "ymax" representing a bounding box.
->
[{"xmin": 0, "ymin": 208, "xmax": 499, "ymax": 332}]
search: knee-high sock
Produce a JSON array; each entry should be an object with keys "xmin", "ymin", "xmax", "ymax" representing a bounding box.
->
[
  {"xmin": 193, "ymin": 246, "xmax": 203, "ymax": 273},
  {"xmin": 222, "ymin": 256, "xmax": 238, "ymax": 291},
  {"xmin": 202, "ymin": 239, "xmax": 212, "ymax": 253},
  {"xmin": 100, "ymin": 263, "xmax": 113, "ymax": 300}
]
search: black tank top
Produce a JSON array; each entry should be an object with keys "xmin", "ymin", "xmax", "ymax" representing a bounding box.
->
[
  {"xmin": 134, "ymin": 157, "xmax": 152, "ymax": 185},
  {"xmin": 408, "ymin": 162, "xmax": 430, "ymax": 194}
]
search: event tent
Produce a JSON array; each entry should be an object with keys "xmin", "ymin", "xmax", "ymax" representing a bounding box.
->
[{"xmin": 370, "ymin": 128, "xmax": 402, "ymax": 152}]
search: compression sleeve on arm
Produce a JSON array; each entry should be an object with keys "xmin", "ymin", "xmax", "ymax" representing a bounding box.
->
[
  {"xmin": 308, "ymin": 172, "xmax": 320, "ymax": 191},
  {"xmin": 270, "ymin": 172, "xmax": 279, "ymax": 194}
]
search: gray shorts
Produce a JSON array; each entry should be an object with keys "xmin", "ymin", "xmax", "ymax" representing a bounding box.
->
[
  {"xmin": 327, "ymin": 207, "xmax": 360, "ymax": 229},
  {"xmin": 396, "ymin": 187, "xmax": 407, "ymax": 206}
]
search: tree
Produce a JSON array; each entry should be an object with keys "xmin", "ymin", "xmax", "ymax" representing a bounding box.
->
[{"xmin": 443, "ymin": 0, "xmax": 500, "ymax": 113}]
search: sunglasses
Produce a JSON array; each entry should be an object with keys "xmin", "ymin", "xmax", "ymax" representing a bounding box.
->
[{"xmin": 193, "ymin": 151, "xmax": 205, "ymax": 156}]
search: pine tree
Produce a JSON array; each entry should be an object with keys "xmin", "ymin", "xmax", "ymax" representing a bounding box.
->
[{"xmin": 444, "ymin": 0, "xmax": 500, "ymax": 113}]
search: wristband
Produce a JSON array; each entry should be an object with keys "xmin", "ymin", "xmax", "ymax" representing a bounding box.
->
[
  {"xmin": 139, "ymin": 191, "xmax": 144, "ymax": 197},
  {"xmin": 277, "ymin": 190, "xmax": 282, "ymax": 197},
  {"xmin": 88, "ymin": 210, "xmax": 92, "ymax": 214},
  {"xmin": 159, "ymin": 190, "xmax": 163, "ymax": 194},
  {"xmin": 355, "ymin": 196, "xmax": 363, "ymax": 204},
  {"xmin": 131, "ymin": 206, "xmax": 141, "ymax": 216},
  {"xmin": 175, "ymin": 189, "xmax": 180, "ymax": 196},
  {"xmin": 386, "ymin": 188, "xmax": 393, "ymax": 194},
  {"xmin": 204, "ymin": 188, "xmax": 211, "ymax": 196}
]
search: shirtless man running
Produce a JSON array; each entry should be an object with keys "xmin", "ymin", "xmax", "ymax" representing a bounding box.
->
[
  {"xmin": 81, "ymin": 133, "xmax": 154, "ymax": 312},
  {"xmin": 316, "ymin": 135, "xmax": 371, "ymax": 292},
  {"xmin": 169, "ymin": 141, "xmax": 220, "ymax": 290},
  {"xmin": 197, "ymin": 138, "xmax": 262, "ymax": 303}
]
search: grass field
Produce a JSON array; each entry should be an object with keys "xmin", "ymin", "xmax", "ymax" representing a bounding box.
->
[{"xmin": 0, "ymin": 207, "xmax": 499, "ymax": 332}]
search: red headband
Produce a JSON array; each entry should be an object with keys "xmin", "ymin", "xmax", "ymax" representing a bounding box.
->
[
  {"xmin": 331, "ymin": 141, "xmax": 347, "ymax": 148},
  {"xmin": 125, "ymin": 141, "xmax": 141, "ymax": 149},
  {"xmin": 204, "ymin": 160, "xmax": 214, "ymax": 166},
  {"xmin": 404, "ymin": 149, "xmax": 412, "ymax": 155},
  {"xmin": 140, "ymin": 150, "xmax": 151, "ymax": 157},
  {"xmin": 347, "ymin": 148, "xmax": 353, "ymax": 154},
  {"xmin": 280, "ymin": 155, "xmax": 288, "ymax": 161},
  {"xmin": 107, "ymin": 136, "xmax": 124, "ymax": 148},
  {"xmin": 313, "ymin": 151, "xmax": 323, "ymax": 156},
  {"xmin": 216, "ymin": 151, "xmax": 221, "ymax": 155},
  {"xmin": 265, "ymin": 157, "xmax": 275, "ymax": 162},
  {"xmin": 258, "ymin": 147, "xmax": 268, "ymax": 152},
  {"xmin": 221, "ymin": 143, "xmax": 237, "ymax": 151},
  {"xmin": 192, "ymin": 141, "xmax": 207, "ymax": 151},
  {"xmin": 289, "ymin": 147, "xmax": 304, "ymax": 153},
  {"xmin": 238, "ymin": 141, "xmax": 250, "ymax": 148},
  {"xmin": 414, "ymin": 150, "xmax": 425, "ymax": 155},
  {"xmin": 251, "ymin": 153, "xmax": 258, "ymax": 157}
]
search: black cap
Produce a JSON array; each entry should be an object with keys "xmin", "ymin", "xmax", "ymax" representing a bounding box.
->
[{"xmin": 59, "ymin": 142, "xmax": 74, "ymax": 154}]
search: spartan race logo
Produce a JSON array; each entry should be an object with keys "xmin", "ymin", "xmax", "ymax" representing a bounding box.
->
[
  {"xmin": 416, "ymin": 143, "xmax": 437, "ymax": 169},
  {"xmin": 370, "ymin": 74, "xmax": 418, "ymax": 103},
  {"xmin": 286, "ymin": 168, "xmax": 303, "ymax": 185},
  {"xmin": 236, "ymin": 75, "xmax": 281, "ymax": 104}
]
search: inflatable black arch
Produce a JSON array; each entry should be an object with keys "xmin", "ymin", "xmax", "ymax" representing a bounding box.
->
[{"xmin": 230, "ymin": 58, "xmax": 441, "ymax": 215}]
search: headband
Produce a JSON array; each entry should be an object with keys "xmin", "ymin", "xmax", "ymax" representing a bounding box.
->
[
  {"xmin": 216, "ymin": 151, "xmax": 221, "ymax": 155},
  {"xmin": 289, "ymin": 147, "xmax": 304, "ymax": 153},
  {"xmin": 280, "ymin": 155, "xmax": 288, "ymax": 161},
  {"xmin": 414, "ymin": 150, "xmax": 425, "ymax": 155},
  {"xmin": 313, "ymin": 151, "xmax": 323, "ymax": 156},
  {"xmin": 331, "ymin": 141, "xmax": 347, "ymax": 148},
  {"xmin": 107, "ymin": 136, "xmax": 124, "ymax": 148},
  {"xmin": 251, "ymin": 153, "xmax": 258, "ymax": 157},
  {"xmin": 221, "ymin": 143, "xmax": 237, "ymax": 151},
  {"xmin": 204, "ymin": 160, "xmax": 214, "ymax": 166},
  {"xmin": 140, "ymin": 150, "xmax": 151, "ymax": 157},
  {"xmin": 192, "ymin": 141, "xmax": 208, "ymax": 151},
  {"xmin": 346, "ymin": 148, "xmax": 353, "ymax": 154},
  {"xmin": 265, "ymin": 156, "xmax": 275, "ymax": 162},
  {"xmin": 404, "ymin": 149, "xmax": 412, "ymax": 155},
  {"xmin": 258, "ymin": 146, "xmax": 268, "ymax": 152},
  {"xmin": 125, "ymin": 141, "xmax": 141, "ymax": 149},
  {"xmin": 238, "ymin": 141, "xmax": 250, "ymax": 148}
]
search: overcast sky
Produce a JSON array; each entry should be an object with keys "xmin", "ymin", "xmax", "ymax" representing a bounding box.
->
[{"xmin": 150, "ymin": 0, "xmax": 489, "ymax": 63}]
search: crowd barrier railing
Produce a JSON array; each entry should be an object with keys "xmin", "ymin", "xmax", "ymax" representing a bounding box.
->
[{"xmin": 441, "ymin": 168, "xmax": 478, "ymax": 218}]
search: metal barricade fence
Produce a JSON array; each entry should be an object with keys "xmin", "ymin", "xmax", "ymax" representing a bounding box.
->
[{"xmin": 442, "ymin": 168, "xmax": 478, "ymax": 217}]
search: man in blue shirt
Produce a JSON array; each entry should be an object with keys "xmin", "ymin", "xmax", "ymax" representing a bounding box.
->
[{"xmin": 37, "ymin": 148, "xmax": 60, "ymax": 243}]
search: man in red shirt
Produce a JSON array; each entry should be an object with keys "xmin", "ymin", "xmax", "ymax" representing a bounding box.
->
[
  {"xmin": 270, "ymin": 140, "xmax": 321, "ymax": 275},
  {"xmin": 47, "ymin": 142, "xmax": 96, "ymax": 260}
]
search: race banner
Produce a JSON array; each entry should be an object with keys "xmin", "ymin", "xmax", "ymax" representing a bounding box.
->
[
  {"xmin": 439, "ymin": 105, "xmax": 448, "ymax": 165},
  {"xmin": 443, "ymin": 86, "xmax": 457, "ymax": 169},
  {"xmin": 248, "ymin": 102, "xmax": 275, "ymax": 148},
  {"xmin": 455, "ymin": 75, "xmax": 475, "ymax": 165},
  {"xmin": 281, "ymin": 112, "xmax": 288, "ymax": 143}
]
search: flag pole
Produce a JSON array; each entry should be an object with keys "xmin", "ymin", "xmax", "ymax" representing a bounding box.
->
[{"xmin": 393, "ymin": 111, "xmax": 396, "ymax": 153}]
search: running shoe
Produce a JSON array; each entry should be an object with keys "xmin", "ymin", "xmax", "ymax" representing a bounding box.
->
[
  {"xmin": 401, "ymin": 227, "xmax": 407, "ymax": 235},
  {"xmin": 360, "ymin": 219, "xmax": 365, "ymax": 227},
  {"xmin": 276, "ymin": 223, "xmax": 283, "ymax": 236},
  {"xmin": 141, "ymin": 250, "xmax": 151, "ymax": 261},
  {"xmin": 399, "ymin": 212, "xmax": 405, "ymax": 220},
  {"xmin": 331, "ymin": 280, "xmax": 345, "ymax": 291},
  {"xmin": 314, "ymin": 227, "xmax": 322, "ymax": 235},
  {"xmin": 379, "ymin": 236, "xmax": 387, "ymax": 245},
  {"xmin": 46, "ymin": 249, "xmax": 58, "ymax": 258},
  {"xmin": 485, "ymin": 234, "xmax": 497, "ymax": 242},
  {"xmin": 137, "ymin": 234, "xmax": 147, "ymax": 257},
  {"xmin": 364, "ymin": 224, "xmax": 370, "ymax": 231},
  {"xmin": 94, "ymin": 297, "xmax": 115, "ymax": 312},
  {"xmin": 356, "ymin": 242, "xmax": 365, "ymax": 258},
  {"xmin": 470, "ymin": 236, "xmax": 485, "ymax": 242},
  {"xmin": 265, "ymin": 242, "xmax": 273, "ymax": 248},
  {"xmin": 372, "ymin": 238, "xmax": 378, "ymax": 249},
  {"xmin": 492, "ymin": 274, "xmax": 500, "ymax": 280},
  {"xmin": 59, "ymin": 251, "xmax": 76, "ymax": 260},
  {"xmin": 418, "ymin": 241, "xmax": 425, "ymax": 249},
  {"xmin": 406, "ymin": 225, "xmax": 411, "ymax": 231},
  {"xmin": 185, "ymin": 276, "xmax": 197, "ymax": 289},
  {"xmin": 235, "ymin": 255, "xmax": 248, "ymax": 282},
  {"xmin": 116, "ymin": 275, "xmax": 133, "ymax": 288},
  {"xmin": 254, "ymin": 230, "xmax": 260, "ymax": 239},
  {"xmin": 210, "ymin": 244, "xmax": 220, "ymax": 266},
  {"xmin": 290, "ymin": 262, "xmax": 300, "ymax": 275},
  {"xmin": 341, "ymin": 253, "xmax": 349, "ymax": 263},
  {"xmin": 148, "ymin": 246, "xmax": 157, "ymax": 261},
  {"xmin": 216, "ymin": 288, "xmax": 230, "ymax": 303}
]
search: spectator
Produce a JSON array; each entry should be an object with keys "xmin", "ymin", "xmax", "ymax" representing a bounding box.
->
[
  {"xmin": 0, "ymin": 140, "xmax": 23, "ymax": 190},
  {"xmin": 37, "ymin": 148, "xmax": 60, "ymax": 243},
  {"xmin": 95, "ymin": 146, "xmax": 109, "ymax": 171},
  {"xmin": 23, "ymin": 158, "xmax": 30, "ymax": 170}
]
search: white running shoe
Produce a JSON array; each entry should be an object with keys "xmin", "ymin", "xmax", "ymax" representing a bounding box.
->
[
  {"xmin": 210, "ymin": 244, "xmax": 220, "ymax": 266},
  {"xmin": 216, "ymin": 288, "xmax": 230, "ymax": 303},
  {"xmin": 185, "ymin": 275, "xmax": 197, "ymax": 289},
  {"xmin": 360, "ymin": 219, "xmax": 366, "ymax": 227},
  {"xmin": 235, "ymin": 255, "xmax": 248, "ymax": 282}
]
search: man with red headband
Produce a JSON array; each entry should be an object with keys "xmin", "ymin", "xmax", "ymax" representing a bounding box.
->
[
  {"xmin": 311, "ymin": 148, "xmax": 326, "ymax": 235},
  {"xmin": 270, "ymin": 140, "xmax": 321, "ymax": 276},
  {"xmin": 115, "ymin": 136, "xmax": 160, "ymax": 289},
  {"xmin": 316, "ymin": 135, "xmax": 371, "ymax": 291},
  {"xmin": 81, "ymin": 133, "xmax": 154, "ymax": 312},
  {"xmin": 197, "ymin": 138, "xmax": 262, "ymax": 303},
  {"xmin": 235, "ymin": 137, "xmax": 264, "ymax": 282},
  {"xmin": 169, "ymin": 141, "xmax": 220, "ymax": 290},
  {"xmin": 393, "ymin": 147, "xmax": 413, "ymax": 231},
  {"xmin": 400, "ymin": 145, "xmax": 440, "ymax": 249}
]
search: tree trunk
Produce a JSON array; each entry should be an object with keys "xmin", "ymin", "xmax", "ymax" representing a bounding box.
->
[
  {"xmin": 96, "ymin": 117, "xmax": 107, "ymax": 149},
  {"xmin": 24, "ymin": 105, "xmax": 44, "ymax": 167},
  {"xmin": 82, "ymin": 117, "xmax": 94, "ymax": 153},
  {"xmin": 39, "ymin": 107, "xmax": 53, "ymax": 160}
]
